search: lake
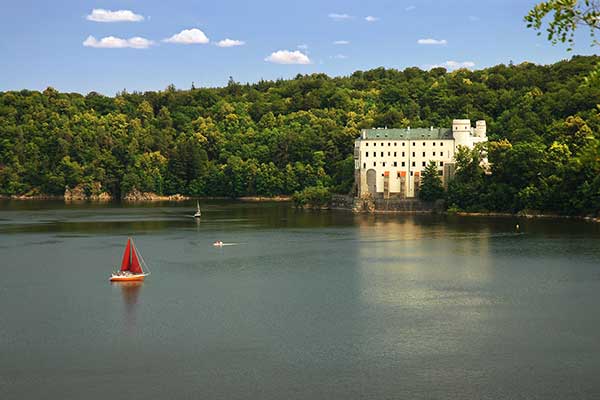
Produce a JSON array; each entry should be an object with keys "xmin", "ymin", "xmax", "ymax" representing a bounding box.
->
[{"xmin": 1, "ymin": 200, "xmax": 599, "ymax": 399}]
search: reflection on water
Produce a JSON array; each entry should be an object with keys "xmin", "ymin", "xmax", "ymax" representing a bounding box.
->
[{"xmin": 112, "ymin": 281, "xmax": 143, "ymax": 333}]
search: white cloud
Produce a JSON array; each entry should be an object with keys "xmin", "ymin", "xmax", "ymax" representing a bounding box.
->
[
  {"xmin": 365, "ymin": 16, "xmax": 379, "ymax": 22},
  {"xmin": 332, "ymin": 54, "xmax": 348, "ymax": 59},
  {"xmin": 216, "ymin": 38, "xmax": 245, "ymax": 47},
  {"xmin": 333, "ymin": 40, "xmax": 350, "ymax": 45},
  {"xmin": 427, "ymin": 61, "xmax": 476, "ymax": 70},
  {"xmin": 444, "ymin": 60, "xmax": 475, "ymax": 69},
  {"xmin": 329, "ymin": 13, "xmax": 353, "ymax": 21},
  {"xmin": 265, "ymin": 50, "xmax": 311, "ymax": 64},
  {"xmin": 83, "ymin": 35, "xmax": 153, "ymax": 49},
  {"xmin": 406, "ymin": 6, "xmax": 416, "ymax": 11},
  {"xmin": 86, "ymin": 9, "xmax": 144, "ymax": 23},
  {"xmin": 417, "ymin": 38, "xmax": 448, "ymax": 45},
  {"xmin": 297, "ymin": 44, "xmax": 309, "ymax": 50},
  {"xmin": 164, "ymin": 28, "xmax": 209, "ymax": 44}
]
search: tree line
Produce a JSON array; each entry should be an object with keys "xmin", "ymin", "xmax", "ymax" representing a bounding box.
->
[{"xmin": 0, "ymin": 55, "xmax": 599, "ymax": 215}]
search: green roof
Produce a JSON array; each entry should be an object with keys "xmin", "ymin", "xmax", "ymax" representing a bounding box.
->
[{"xmin": 360, "ymin": 128, "xmax": 453, "ymax": 140}]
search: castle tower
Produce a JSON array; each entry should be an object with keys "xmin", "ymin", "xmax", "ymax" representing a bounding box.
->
[
  {"xmin": 452, "ymin": 119, "xmax": 471, "ymax": 148},
  {"xmin": 474, "ymin": 120, "xmax": 487, "ymax": 137}
]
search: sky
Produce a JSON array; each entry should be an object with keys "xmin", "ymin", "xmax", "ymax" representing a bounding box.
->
[{"xmin": 0, "ymin": 0, "xmax": 596, "ymax": 95}]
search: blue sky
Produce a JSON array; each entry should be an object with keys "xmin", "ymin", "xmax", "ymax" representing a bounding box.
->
[{"xmin": 0, "ymin": 0, "xmax": 595, "ymax": 95}]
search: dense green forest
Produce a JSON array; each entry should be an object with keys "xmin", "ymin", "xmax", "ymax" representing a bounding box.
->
[{"xmin": 1, "ymin": 55, "xmax": 599, "ymax": 215}]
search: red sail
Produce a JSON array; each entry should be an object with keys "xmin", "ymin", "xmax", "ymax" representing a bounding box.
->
[
  {"xmin": 130, "ymin": 242, "xmax": 143, "ymax": 274},
  {"xmin": 120, "ymin": 239, "xmax": 131, "ymax": 271}
]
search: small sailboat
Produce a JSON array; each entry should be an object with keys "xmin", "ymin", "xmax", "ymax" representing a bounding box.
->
[
  {"xmin": 194, "ymin": 201, "xmax": 202, "ymax": 218},
  {"xmin": 213, "ymin": 241, "xmax": 224, "ymax": 247},
  {"xmin": 110, "ymin": 238, "xmax": 150, "ymax": 282}
]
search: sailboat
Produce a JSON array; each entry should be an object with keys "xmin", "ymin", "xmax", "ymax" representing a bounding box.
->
[
  {"xmin": 110, "ymin": 238, "xmax": 150, "ymax": 282},
  {"xmin": 194, "ymin": 201, "xmax": 202, "ymax": 218}
]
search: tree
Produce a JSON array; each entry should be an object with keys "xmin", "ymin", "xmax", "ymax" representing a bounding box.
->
[
  {"xmin": 525, "ymin": 1, "xmax": 600, "ymax": 49},
  {"xmin": 526, "ymin": 1, "xmax": 600, "ymax": 85},
  {"xmin": 419, "ymin": 161, "xmax": 445, "ymax": 201}
]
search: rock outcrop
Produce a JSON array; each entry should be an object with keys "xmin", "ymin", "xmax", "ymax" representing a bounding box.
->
[
  {"xmin": 122, "ymin": 188, "xmax": 189, "ymax": 202},
  {"xmin": 64, "ymin": 182, "xmax": 112, "ymax": 202},
  {"xmin": 353, "ymin": 193, "xmax": 376, "ymax": 213}
]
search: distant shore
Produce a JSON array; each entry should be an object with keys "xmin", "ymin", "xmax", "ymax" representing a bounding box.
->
[
  {"xmin": 0, "ymin": 194, "xmax": 292, "ymax": 202},
  {"xmin": 452, "ymin": 211, "xmax": 600, "ymax": 224},
  {"xmin": 1, "ymin": 194, "xmax": 596, "ymax": 222}
]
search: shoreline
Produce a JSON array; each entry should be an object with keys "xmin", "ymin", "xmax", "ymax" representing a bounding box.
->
[
  {"xmin": 1, "ymin": 194, "xmax": 596, "ymax": 223},
  {"xmin": 0, "ymin": 194, "xmax": 292, "ymax": 203},
  {"xmin": 452, "ymin": 211, "xmax": 600, "ymax": 223}
]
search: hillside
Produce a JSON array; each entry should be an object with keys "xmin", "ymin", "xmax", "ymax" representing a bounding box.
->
[{"xmin": 1, "ymin": 55, "xmax": 599, "ymax": 215}]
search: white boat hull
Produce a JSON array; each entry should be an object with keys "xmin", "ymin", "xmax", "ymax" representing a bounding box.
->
[{"xmin": 110, "ymin": 272, "xmax": 149, "ymax": 282}]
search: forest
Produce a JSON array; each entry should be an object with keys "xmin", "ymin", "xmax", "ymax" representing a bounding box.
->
[{"xmin": 0, "ymin": 55, "xmax": 599, "ymax": 215}]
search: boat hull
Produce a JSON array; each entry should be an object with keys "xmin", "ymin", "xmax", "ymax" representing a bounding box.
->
[{"xmin": 110, "ymin": 273, "xmax": 148, "ymax": 282}]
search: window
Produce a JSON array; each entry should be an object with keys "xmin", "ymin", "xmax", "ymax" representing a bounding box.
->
[
  {"xmin": 388, "ymin": 142, "xmax": 391, "ymax": 147},
  {"xmin": 381, "ymin": 152, "xmax": 384, "ymax": 157},
  {"xmin": 422, "ymin": 161, "xmax": 426, "ymax": 167},
  {"xmin": 402, "ymin": 142, "xmax": 406, "ymax": 147},
  {"xmin": 373, "ymin": 162, "xmax": 376, "ymax": 167},
  {"xmin": 433, "ymin": 152, "xmax": 436, "ymax": 156},
  {"xmin": 438, "ymin": 170, "xmax": 444, "ymax": 176},
  {"xmin": 388, "ymin": 152, "xmax": 391, "ymax": 156},
  {"xmin": 410, "ymin": 171, "xmax": 414, "ymax": 176},
  {"xmin": 422, "ymin": 152, "xmax": 425, "ymax": 157},
  {"xmin": 413, "ymin": 142, "xmax": 416, "ymax": 146},
  {"xmin": 412, "ymin": 161, "xmax": 415, "ymax": 167},
  {"xmin": 383, "ymin": 162, "xmax": 386, "ymax": 167},
  {"xmin": 433, "ymin": 142, "xmax": 436, "ymax": 146},
  {"xmin": 402, "ymin": 152, "xmax": 405, "ymax": 157},
  {"xmin": 394, "ymin": 142, "xmax": 397, "ymax": 146},
  {"xmin": 393, "ymin": 161, "xmax": 397, "ymax": 167},
  {"xmin": 440, "ymin": 142, "xmax": 444, "ymax": 146},
  {"xmin": 366, "ymin": 152, "xmax": 369, "ymax": 157},
  {"xmin": 394, "ymin": 152, "xmax": 397, "ymax": 157},
  {"xmin": 402, "ymin": 161, "xmax": 406, "ymax": 167},
  {"xmin": 412, "ymin": 152, "xmax": 415, "ymax": 157},
  {"xmin": 440, "ymin": 152, "xmax": 444, "ymax": 156},
  {"xmin": 363, "ymin": 163, "xmax": 366, "ymax": 169},
  {"xmin": 366, "ymin": 142, "xmax": 369, "ymax": 146},
  {"xmin": 422, "ymin": 142, "xmax": 426, "ymax": 147},
  {"xmin": 440, "ymin": 161, "xmax": 444, "ymax": 167}
]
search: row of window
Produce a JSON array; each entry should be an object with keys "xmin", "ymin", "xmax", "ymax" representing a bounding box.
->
[
  {"xmin": 378, "ymin": 170, "xmax": 443, "ymax": 177},
  {"xmin": 365, "ymin": 141, "xmax": 446, "ymax": 147},
  {"xmin": 365, "ymin": 151, "xmax": 446, "ymax": 158},
  {"xmin": 363, "ymin": 161, "xmax": 444, "ymax": 168}
]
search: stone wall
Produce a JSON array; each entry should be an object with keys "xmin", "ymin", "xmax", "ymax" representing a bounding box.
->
[{"xmin": 331, "ymin": 194, "xmax": 444, "ymax": 213}]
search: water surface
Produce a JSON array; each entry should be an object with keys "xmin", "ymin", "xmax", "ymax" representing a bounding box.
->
[{"xmin": 1, "ymin": 201, "xmax": 599, "ymax": 399}]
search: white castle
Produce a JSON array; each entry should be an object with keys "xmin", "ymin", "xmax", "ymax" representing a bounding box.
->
[{"xmin": 354, "ymin": 119, "xmax": 487, "ymax": 198}]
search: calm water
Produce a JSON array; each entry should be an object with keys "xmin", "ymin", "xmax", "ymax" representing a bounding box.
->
[{"xmin": 1, "ymin": 201, "xmax": 600, "ymax": 400}]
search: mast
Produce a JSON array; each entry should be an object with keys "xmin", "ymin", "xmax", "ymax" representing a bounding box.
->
[{"xmin": 130, "ymin": 240, "xmax": 144, "ymax": 274}]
